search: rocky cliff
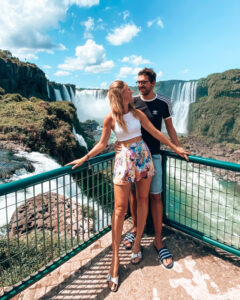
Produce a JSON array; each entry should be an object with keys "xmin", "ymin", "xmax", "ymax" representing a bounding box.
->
[
  {"xmin": 0, "ymin": 92, "xmax": 95, "ymax": 165},
  {"xmin": 0, "ymin": 50, "xmax": 50, "ymax": 100},
  {"xmin": 188, "ymin": 69, "xmax": 240, "ymax": 144},
  {"xmin": 0, "ymin": 50, "xmax": 75, "ymax": 102}
]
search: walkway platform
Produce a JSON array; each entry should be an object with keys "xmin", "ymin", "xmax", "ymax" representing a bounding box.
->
[{"xmin": 12, "ymin": 220, "xmax": 240, "ymax": 300}]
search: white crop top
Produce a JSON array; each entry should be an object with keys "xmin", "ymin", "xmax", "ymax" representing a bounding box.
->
[{"xmin": 112, "ymin": 111, "xmax": 142, "ymax": 142}]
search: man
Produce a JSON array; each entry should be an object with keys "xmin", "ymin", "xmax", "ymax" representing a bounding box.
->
[{"xmin": 123, "ymin": 68, "xmax": 184, "ymax": 268}]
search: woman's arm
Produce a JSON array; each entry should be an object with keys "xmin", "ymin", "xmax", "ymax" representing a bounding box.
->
[
  {"xmin": 66, "ymin": 113, "xmax": 113, "ymax": 169},
  {"xmin": 137, "ymin": 110, "xmax": 190, "ymax": 161}
]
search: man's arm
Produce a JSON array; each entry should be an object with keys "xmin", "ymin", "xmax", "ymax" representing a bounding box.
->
[{"xmin": 164, "ymin": 118, "xmax": 181, "ymax": 146}]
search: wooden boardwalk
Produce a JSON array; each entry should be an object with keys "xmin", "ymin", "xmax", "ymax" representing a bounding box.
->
[{"xmin": 12, "ymin": 220, "xmax": 240, "ymax": 300}]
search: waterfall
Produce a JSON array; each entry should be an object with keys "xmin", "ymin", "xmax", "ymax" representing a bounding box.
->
[
  {"xmin": 73, "ymin": 127, "xmax": 88, "ymax": 150},
  {"xmin": 62, "ymin": 85, "xmax": 71, "ymax": 101},
  {"xmin": 46, "ymin": 82, "xmax": 50, "ymax": 98},
  {"xmin": 72, "ymin": 89, "xmax": 110, "ymax": 122},
  {"xmin": 172, "ymin": 81, "xmax": 198, "ymax": 134},
  {"xmin": 54, "ymin": 88, "xmax": 62, "ymax": 101},
  {"xmin": 69, "ymin": 86, "xmax": 75, "ymax": 100}
]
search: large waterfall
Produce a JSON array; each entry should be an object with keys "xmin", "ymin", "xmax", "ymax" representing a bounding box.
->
[
  {"xmin": 51, "ymin": 82, "xmax": 197, "ymax": 135},
  {"xmin": 73, "ymin": 89, "xmax": 110, "ymax": 122},
  {"xmin": 171, "ymin": 81, "xmax": 198, "ymax": 134}
]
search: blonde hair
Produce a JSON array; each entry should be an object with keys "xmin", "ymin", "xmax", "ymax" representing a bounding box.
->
[{"xmin": 108, "ymin": 80, "xmax": 138, "ymax": 132}]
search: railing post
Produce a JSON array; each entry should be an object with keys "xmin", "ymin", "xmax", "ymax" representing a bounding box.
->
[{"xmin": 161, "ymin": 152, "xmax": 167, "ymax": 221}]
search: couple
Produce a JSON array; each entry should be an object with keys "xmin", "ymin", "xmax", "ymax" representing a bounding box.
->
[{"xmin": 67, "ymin": 68, "xmax": 189, "ymax": 292}]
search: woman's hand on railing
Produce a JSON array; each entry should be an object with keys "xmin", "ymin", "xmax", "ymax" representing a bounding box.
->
[
  {"xmin": 65, "ymin": 157, "xmax": 86, "ymax": 170},
  {"xmin": 175, "ymin": 147, "xmax": 190, "ymax": 161}
]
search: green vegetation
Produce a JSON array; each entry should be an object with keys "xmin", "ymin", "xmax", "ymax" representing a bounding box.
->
[
  {"xmin": 189, "ymin": 69, "xmax": 240, "ymax": 144},
  {"xmin": 0, "ymin": 49, "xmax": 34, "ymax": 67},
  {"xmin": 0, "ymin": 93, "xmax": 94, "ymax": 164}
]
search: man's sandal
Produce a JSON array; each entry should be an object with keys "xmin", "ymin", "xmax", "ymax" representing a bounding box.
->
[
  {"xmin": 123, "ymin": 232, "xmax": 136, "ymax": 250},
  {"xmin": 107, "ymin": 273, "xmax": 119, "ymax": 292},
  {"xmin": 131, "ymin": 250, "xmax": 142, "ymax": 265},
  {"xmin": 154, "ymin": 246, "xmax": 174, "ymax": 269}
]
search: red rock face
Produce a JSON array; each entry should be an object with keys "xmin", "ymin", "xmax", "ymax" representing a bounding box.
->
[{"xmin": 9, "ymin": 192, "xmax": 93, "ymax": 239}]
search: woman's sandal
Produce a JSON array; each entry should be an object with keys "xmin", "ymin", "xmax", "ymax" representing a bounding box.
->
[
  {"xmin": 107, "ymin": 273, "xmax": 119, "ymax": 292},
  {"xmin": 123, "ymin": 232, "xmax": 136, "ymax": 250},
  {"xmin": 131, "ymin": 250, "xmax": 142, "ymax": 265}
]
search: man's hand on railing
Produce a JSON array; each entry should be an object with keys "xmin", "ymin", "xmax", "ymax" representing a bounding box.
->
[
  {"xmin": 175, "ymin": 146, "xmax": 190, "ymax": 162},
  {"xmin": 113, "ymin": 140, "xmax": 122, "ymax": 153}
]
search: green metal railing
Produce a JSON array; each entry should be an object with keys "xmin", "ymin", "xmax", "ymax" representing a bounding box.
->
[
  {"xmin": 0, "ymin": 152, "xmax": 115, "ymax": 299},
  {"xmin": 0, "ymin": 150, "xmax": 240, "ymax": 299},
  {"xmin": 161, "ymin": 150, "xmax": 240, "ymax": 256}
]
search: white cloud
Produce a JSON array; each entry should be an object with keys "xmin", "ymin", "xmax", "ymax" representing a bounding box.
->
[
  {"xmin": 121, "ymin": 55, "xmax": 151, "ymax": 66},
  {"xmin": 63, "ymin": 0, "xmax": 99, "ymax": 7},
  {"xmin": 54, "ymin": 70, "xmax": 71, "ymax": 76},
  {"xmin": 182, "ymin": 69, "xmax": 189, "ymax": 74},
  {"xmin": 123, "ymin": 11, "xmax": 130, "ymax": 20},
  {"xmin": 0, "ymin": 0, "xmax": 99, "ymax": 60},
  {"xmin": 156, "ymin": 18, "xmax": 164, "ymax": 28},
  {"xmin": 147, "ymin": 17, "xmax": 164, "ymax": 29},
  {"xmin": 85, "ymin": 60, "xmax": 114, "ymax": 73},
  {"xmin": 147, "ymin": 20, "xmax": 154, "ymax": 27},
  {"xmin": 118, "ymin": 67, "xmax": 141, "ymax": 78},
  {"xmin": 157, "ymin": 71, "xmax": 163, "ymax": 78},
  {"xmin": 100, "ymin": 82, "xmax": 107, "ymax": 89},
  {"xmin": 59, "ymin": 39, "xmax": 114, "ymax": 73},
  {"xmin": 43, "ymin": 65, "xmax": 52, "ymax": 69},
  {"xmin": 0, "ymin": 0, "xmax": 67, "ymax": 59},
  {"xmin": 82, "ymin": 17, "xmax": 95, "ymax": 39},
  {"xmin": 106, "ymin": 24, "xmax": 141, "ymax": 46}
]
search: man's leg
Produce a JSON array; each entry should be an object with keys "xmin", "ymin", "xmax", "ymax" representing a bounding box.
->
[
  {"xmin": 129, "ymin": 188, "xmax": 137, "ymax": 232},
  {"xmin": 150, "ymin": 155, "xmax": 173, "ymax": 268},
  {"xmin": 150, "ymin": 193, "xmax": 163, "ymax": 249}
]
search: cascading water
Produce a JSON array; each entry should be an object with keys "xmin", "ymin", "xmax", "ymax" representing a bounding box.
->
[
  {"xmin": 72, "ymin": 89, "xmax": 110, "ymax": 122},
  {"xmin": 46, "ymin": 82, "xmax": 50, "ymax": 99},
  {"xmin": 73, "ymin": 127, "xmax": 88, "ymax": 150},
  {"xmin": 62, "ymin": 85, "xmax": 72, "ymax": 101},
  {"xmin": 54, "ymin": 88, "xmax": 62, "ymax": 101},
  {"xmin": 171, "ymin": 81, "xmax": 198, "ymax": 134}
]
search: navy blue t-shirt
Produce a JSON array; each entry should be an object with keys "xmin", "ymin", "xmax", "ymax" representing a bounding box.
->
[{"xmin": 134, "ymin": 94, "xmax": 173, "ymax": 154}]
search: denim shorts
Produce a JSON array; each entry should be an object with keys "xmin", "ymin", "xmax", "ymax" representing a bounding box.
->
[
  {"xmin": 113, "ymin": 140, "xmax": 154, "ymax": 185},
  {"xmin": 149, "ymin": 154, "xmax": 162, "ymax": 194}
]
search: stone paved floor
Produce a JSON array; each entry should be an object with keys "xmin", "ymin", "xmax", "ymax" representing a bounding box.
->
[{"xmin": 11, "ymin": 220, "xmax": 240, "ymax": 300}]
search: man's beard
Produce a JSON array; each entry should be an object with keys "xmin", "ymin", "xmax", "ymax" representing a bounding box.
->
[{"xmin": 139, "ymin": 87, "xmax": 151, "ymax": 96}]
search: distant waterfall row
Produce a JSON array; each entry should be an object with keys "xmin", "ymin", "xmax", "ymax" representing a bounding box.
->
[
  {"xmin": 47, "ymin": 80, "xmax": 198, "ymax": 137},
  {"xmin": 46, "ymin": 82, "xmax": 74, "ymax": 102}
]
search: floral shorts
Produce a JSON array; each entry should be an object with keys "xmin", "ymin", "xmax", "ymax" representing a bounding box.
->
[{"xmin": 113, "ymin": 140, "xmax": 154, "ymax": 185}]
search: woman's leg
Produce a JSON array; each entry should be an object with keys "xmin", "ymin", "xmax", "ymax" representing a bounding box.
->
[
  {"xmin": 109, "ymin": 183, "xmax": 131, "ymax": 288},
  {"xmin": 132, "ymin": 176, "xmax": 152, "ymax": 262}
]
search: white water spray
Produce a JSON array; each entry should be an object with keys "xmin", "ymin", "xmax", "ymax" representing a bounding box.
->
[{"xmin": 73, "ymin": 89, "xmax": 110, "ymax": 122}]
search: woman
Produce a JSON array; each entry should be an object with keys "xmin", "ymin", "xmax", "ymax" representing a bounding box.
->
[{"xmin": 66, "ymin": 80, "xmax": 189, "ymax": 292}]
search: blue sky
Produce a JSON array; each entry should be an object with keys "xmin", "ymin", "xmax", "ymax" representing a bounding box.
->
[{"xmin": 1, "ymin": 0, "xmax": 240, "ymax": 89}]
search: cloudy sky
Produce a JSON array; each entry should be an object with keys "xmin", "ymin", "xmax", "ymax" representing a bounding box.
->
[{"xmin": 1, "ymin": 0, "xmax": 240, "ymax": 88}]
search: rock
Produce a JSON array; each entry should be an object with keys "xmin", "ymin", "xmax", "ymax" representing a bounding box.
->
[
  {"xmin": 9, "ymin": 192, "xmax": 93, "ymax": 239},
  {"xmin": 0, "ymin": 149, "xmax": 34, "ymax": 179},
  {"xmin": 0, "ymin": 51, "xmax": 49, "ymax": 100}
]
